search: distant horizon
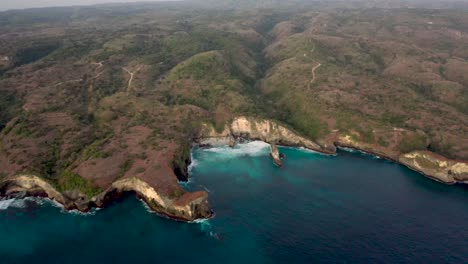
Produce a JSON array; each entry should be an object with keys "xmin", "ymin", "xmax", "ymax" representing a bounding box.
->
[{"xmin": 0, "ymin": 0, "xmax": 181, "ymax": 12}]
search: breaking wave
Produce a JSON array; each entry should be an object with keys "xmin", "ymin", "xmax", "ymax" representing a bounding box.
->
[
  {"xmin": 201, "ymin": 141, "xmax": 270, "ymax": 159},
  {"xmin": 338, "ymin": 146, "xmax": 383, "ymax": 160},
  {"xmin": 188, "ymin": 152, "xmax": 198, "ymax": 174},
  {"xmin": 0, "ymin": 197, "xmax": 98, "ymax": 216},
  {"xmin": 0, "ymin": 198, "xmax": 27, "ymax": 210},
  {"xmin": 193, "ymin": 217, "xmax": 220, "ymax": 240}
]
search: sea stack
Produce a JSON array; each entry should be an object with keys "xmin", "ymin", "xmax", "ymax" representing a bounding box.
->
[
  {"xmin": 228, "ymin": 136, "xmax": 236, "ymax": 148},
  {"xmin": 270, "ymin": 143, "xmax": 282, "ymax": 167}
]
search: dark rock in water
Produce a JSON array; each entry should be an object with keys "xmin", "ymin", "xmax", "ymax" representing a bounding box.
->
[
  {"xmin": 228, "ymin": 136, "xmax": 236, "ymax": 148},
  {"xmin": 270, "ymin": 143, "xmax": 282, "ymax": 167}
]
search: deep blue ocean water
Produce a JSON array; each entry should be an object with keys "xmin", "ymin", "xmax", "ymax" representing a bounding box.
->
[{"xmin": 0, "ymin": 141, "xmax": 467, "ymax": 263}]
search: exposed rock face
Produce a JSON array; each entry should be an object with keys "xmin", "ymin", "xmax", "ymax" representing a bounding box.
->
[
  {"xmin": 198, "ymin": 116, "xmax": 335, "ymax": 153},
  {"xmin": 0, "ymin": 175, "xmax": 212, "ymax": 221},
  {"xmin": 336, "ymin": 134, "xmax": 400, "ymax": 160},
  {"xmin": 270, "ymin": 143, "xmax": 282, "ymax": 167},
  {"xmin": 0, "ymin": 175, "xmax": 66, "ymax": 203},
  {"xmin": 198, "ymin": 117, "xmax": 468, "ymax": 185},
  {"xmin": 399, "ymin": 151, "xmax": 468, "ymax": 184},
  {"xmin": 97, "ymin": 178, "xmax": 211, "ymax": 221}
]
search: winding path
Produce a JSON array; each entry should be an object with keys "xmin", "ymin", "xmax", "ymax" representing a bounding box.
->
[
  {"xmin": 52, "ymin": 61, "xmax": 105, "ymax": 87},
  {"xmin": 307, "ymin": 63, "xmax": 322, "ymax": 90},
  {"xmin": 91, "ymin": 61, "xmax": 104, "ymax": 69},
  {"xmin": 53, "ymin": 79, "xmax": 83, "ymax": 87},
  {"xmin": 123, "ymin": 65, "xmax": 142, "ymax": 92}
]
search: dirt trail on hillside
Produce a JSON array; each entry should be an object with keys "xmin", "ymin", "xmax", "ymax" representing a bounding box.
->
[
  {"xmin": 52, "ymin": 62, "xmax": 105, "ymax": 87},
  {"xmin": 307, "ymin": 63, "xmax": 322, "ymax": 90},
  {"xmin": 123, "ymin": 65, "xmax": 142, "ymax": 92}
]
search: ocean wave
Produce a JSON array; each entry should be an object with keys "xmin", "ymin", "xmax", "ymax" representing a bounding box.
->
[
  {"xmin": 0, "ymin": 197, "xmax": 99, "ymax": 216},
  {"xmin": 192, "ymin": 218, "xmax": 210, "ymax": 224},
  {"xmin": 0, "ymin": 198, "xmax": 26, "ymax": 210},
  {"xmin": 337, "ymin": 146, "xmax": 359, "ymax": 153},
  {"xmin": 201, "ymin": 141, "xmax": 269, "ymax": 158},
  {"xmin": 192, "ymin": 217, "xmax": 220, "ymax": 239},
  {"xmin": 63, "ymin": 208, "xmax": 99, "ymax": 216},
  {"xmin": 139, "ymin": 198, "xmax": 156, "ymax": 214},
  {"xmin": 296, "ymin": 147, "xmax": 336, "ymax": 156},
  {"xmin": 178, "ymin": 177, "xmax": 194, "ymax": 188},
  {"xmin": 188, "ymin": 152, "xmax": 198, "ymax": 173},
  {"xmin": 338, "ymin": 146, "xmax": 384, "ymax": 160}
]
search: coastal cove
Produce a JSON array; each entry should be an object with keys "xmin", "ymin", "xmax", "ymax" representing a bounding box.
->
[{"xmin": 1, "ymin": 142, "xmax": 467, "ymax": 263}]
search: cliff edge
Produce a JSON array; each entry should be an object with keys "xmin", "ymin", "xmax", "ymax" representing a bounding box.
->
[
  {"xmin": 197, "ymin": 116, "xmax": 468, "ymax": 185},
  {"xmin": 0, "ymin": 175, "xmax": 212, "ymax": 221}
]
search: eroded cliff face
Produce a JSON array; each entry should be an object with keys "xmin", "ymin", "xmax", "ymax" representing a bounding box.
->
[
  {"xmin": 198, "ymin": 116, "xmax": 468, "ymax": 185},
  {"xmin": 336, "ymin": 134, "xmax": 401, "ymax": 160},
  {"xmin": 0, "ymin": 175, "xmax": 67, "ymax": 203},
  {"xmin": 198, "ymin": 116, "xmax": 335, "ymax": 153},
  {"xmin": 100, "ymin": 178, "xmax": 211, "ymax": 221},
  {"xmin": 399, "ymin": 151, "xmax": 468, "ymax": 184},
  {"xmin": 0, "ymin": 175, "xmax": 211, "ymax": 221},
  {"xmin": 337, "ymin": 134, "xmax": 468, "ymax": 184}
]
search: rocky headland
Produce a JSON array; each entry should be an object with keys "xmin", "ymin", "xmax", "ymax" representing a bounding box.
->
[
  {"xmin": 0, "ymin": 175, "xmax": 212, "ymax": 221},
  {"xmin": 1, "ymin": 116, "xmax": 466, "ymax": 222},
  {"xmin": 196, "ymin": 116, "xmax": 468, "ymax": 185}
]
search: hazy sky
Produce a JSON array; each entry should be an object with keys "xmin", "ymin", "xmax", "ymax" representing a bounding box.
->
[{"xmin": 0, "ymin": 0, "xmax": 179, "ymax": 11}]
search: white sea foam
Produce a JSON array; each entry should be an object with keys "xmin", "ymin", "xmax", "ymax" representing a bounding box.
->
[
  {"xmin": 338, "ymin": 146, "xmax": 385, "ymax": 160},
  {"xmin": 202, "ymin": 141, "xmax": 269, "ymax": 158},
  {"xmin": 0, "ymin": 199, "xmax": 25, "ymax": 210},
  {"xmin": 0, "ymin": 196, "xmax": 100, "ymax": 216},
  {"xmin": 337, "ymin": 146, "xmax": 359, "ymax": 153},
  {"xmin": 193, "ymin": 218, "xmax": 221, "ymax": 240},
  {"xmin": 0, "ymin": 197, "xmax": 55, "ymax": 210},
  {"xmin": 295, "ymin": 146, "xmax": 337, "ymax": 156},
  {"xmin": 63, "ymin": 208, "xmax": 99, "ymax": 216},
  {"xmin": 188, "ymin": 152, "xmax": 198, "ymax": 174},
  {"xmin": 178, "ymin": 177, "xmax": 195, "ymax": 188},
  {"xmin": 139, "ymin": 198, "xmax": 156, "ymax": 214},
  {"xmin": 192, "ymin": 218, "xmax": 210, "ymax": 224}
]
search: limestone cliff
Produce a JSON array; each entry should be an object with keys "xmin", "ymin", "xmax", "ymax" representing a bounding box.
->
[
  {"xmin": 336, "ymin": 134, "xmax": 400, "ymax": 160},
  {"xmin": 0, "ymin": 175, "xmax": 69, "ymax": 204},
  {"xmin": 399, "ymin": 151, "xmax": 468, "ymax": 184},
  {"xmin": 198, "ymin": 117, "xmax": 468, "ymax": 185},
  {"xmin": 198, "ymin": 116, "xmax": 335, "ymax": 153},
  {"xmin": 0, "ymin": 175, "xmax": 211, "ymax": 221},
  {"xmin": 97, "ymin": 178, "xmax": 211, "ymax": 221}
]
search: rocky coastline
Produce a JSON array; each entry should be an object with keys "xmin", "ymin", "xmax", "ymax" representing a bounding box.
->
[
  {"xmin": 0, "ymin": 175, "xmax": 212, "ymax": 222},
  {"xmin": 1, "ymin": 116, "xmax": 466, "ymax": 222},
  {"xmin": 195, "ymin": 116, "xmax": 468, "ymax": 185}
]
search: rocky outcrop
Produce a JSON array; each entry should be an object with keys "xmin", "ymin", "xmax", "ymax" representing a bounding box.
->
[
  {"xmin": 270, "ymin": 143, "xmax": 282, "ymax": 167},
  {"xmin": 399, "ymin": 151, "xmax": 468, "ymax": 184},
  {"xmin": 97, "ymin": 178, "xmax": 211, "ymax": 221},
  {"xmin": 197, "ymin": 117, "xmax": 468, "ymax": 185},
  {"xmin": 0, "ymin": 175, "xmax": 68, "ymax": 204},
  {"xmin": 197, "ymin": 116, "xmax": 335, "ymax": 153},
  {"xmin": 336, "ymin": 134, "xmax": 400, "ymax": 161},
  {"xmin": 0, "ymin": 175, "xmax": 212, "ymax": 222}
]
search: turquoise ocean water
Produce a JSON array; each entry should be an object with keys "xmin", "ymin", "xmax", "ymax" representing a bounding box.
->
[{"xmin": 0, "ymin": 141, "xmax": 467, "ymax": 263}]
